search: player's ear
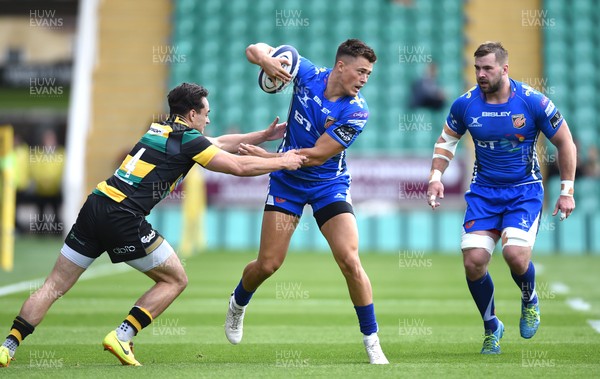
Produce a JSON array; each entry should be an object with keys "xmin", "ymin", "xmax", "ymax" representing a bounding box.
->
[{"xmin": 186, "ymin": 109, "xmax": 195, "ymax": 123}]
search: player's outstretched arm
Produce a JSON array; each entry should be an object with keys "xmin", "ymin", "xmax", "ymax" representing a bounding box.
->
[
  {"xmin": 204, "ymin": 149, "xmax": 306, "ymax": 177},
  {"xmin": 246, "ymin": 43, "xmax": 292, "ymax": 83},
  {"xmin": 238, "ymin": 143, "xmax": 279, "ymax": 158},
  {"xmin": 238, "ymin": 133, "xmax": 342, "ymax": 164},
  {"xmin": 295, "ymin": 133, "xmax": 345, "ymax": 167},
  {"xmin": 549, "ymin": 120, "xmax": 577, "ymax": 220},
  {"xmin": 207, "ymin": 117, "xmax": 286, "ymax": 153},
  {"xmin": 427, "ymin": 124, "xmax": 462, "ymax": 210}
]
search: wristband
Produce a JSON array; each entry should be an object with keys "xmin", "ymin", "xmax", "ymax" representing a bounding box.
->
[
  {"xmin": 560, "ymin": 180, "xmax": 574, "ymax": 197},
  {"xmin": 429, "ymin": 169, "xmax": 442, "ymax": 183}
]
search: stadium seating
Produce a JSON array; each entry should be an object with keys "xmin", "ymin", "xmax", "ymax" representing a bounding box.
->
[
  {"xmin": 159, "ymin": 0, "xmax": 599, "ymax": 254},
  {"xmin": 544, "ymin": 0, "xmax": 599, "ymax": 153},
  {"xmin": 171, "ymin": 0, "xmax": 465, "ymax": 154}
]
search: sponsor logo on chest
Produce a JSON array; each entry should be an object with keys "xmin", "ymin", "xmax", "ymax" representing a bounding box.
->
[{"xmin": 481, "ymin": 111, "xmax": 511, "ymax": 117}]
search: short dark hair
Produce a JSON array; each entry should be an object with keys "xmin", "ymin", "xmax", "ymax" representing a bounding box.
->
[
  {"xmin": 335, "ymin": 39, "xmax": 377, "ymax": 64},
  {"xmin": 474, "ymin": 41, "xmax": 508, "ymax": 65},
  {"xmin": 167, "ymin": 83, "xmax": 209, "ymax": 116}
]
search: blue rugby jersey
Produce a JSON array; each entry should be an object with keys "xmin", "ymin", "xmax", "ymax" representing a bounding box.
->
[
  {"xmin": 276, "ymin": 56, "xmax": 369, "ymax": 181},
  {"xmin": 446, "ymin": 79, "xmax": 564, "ymax": 186}
]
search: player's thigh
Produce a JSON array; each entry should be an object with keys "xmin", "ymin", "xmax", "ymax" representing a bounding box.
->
[
  {"xmin": 257, "ymin": 210, "xmax": 298, "ymax": 265},
  {"xmin": 501, "ymin": 245, "xmax": 532, "ymax": 273},
  {"xmin": 43, "ymin": 253, "xmax": 87, "ymax": 294},
  {"xmin": 140, "ymin": 244, "xmax": 186, "ymax": 285},
  {"xmin": 125, "ymin": 239, "xmax": 180, "ymax": 280},
  {"xmin": 501, "ymin": 183, "xmax": 543, "ymax": 250},
  {"xmin": 320, "ymin": 212, "xmax": 359, "ymax": 261},
  {"xmin": 259, "ymin": 174, "xmax": 306, "ymax": 264}
]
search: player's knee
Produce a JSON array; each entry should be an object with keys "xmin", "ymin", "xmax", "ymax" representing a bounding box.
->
[
  {"xmin": 462, "ymin": 256, "xmax": 487, "ymax": 279},
  {"xmin": 502, "ymin": 248, "xmax": 530, "ymax": 274},
  {"xmin": 462, "ymin": 239, "xmax": 493, "ymax": 278},
  {"xmin": 163, "ymin": 269, "xmax": 188, "ymax": 294},
  {"xmin": 257, "ymin": 259, "xmax": 283, "ymax": 277},
  {"xmin": 176, "ymin": 271, "xmax": 189, "ymax": 292},
  {"xmin": 336, "ymin": 255, "xmax": 362, "ymax": 279},
  {"xmin": 501, "ymin": 228, "xmax": 534, "ymax": 271}
]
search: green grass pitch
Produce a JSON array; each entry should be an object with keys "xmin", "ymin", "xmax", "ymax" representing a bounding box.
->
[{"xmin": 1, "ymin": 237, "xmax": 599, "ymax": 378}]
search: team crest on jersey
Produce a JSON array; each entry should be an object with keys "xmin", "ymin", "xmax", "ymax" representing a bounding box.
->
[
  {"xmin": 324, "ymin": 116, "xmax": 337, "ymax": 128},
  {"xmin": 349, "ymin": 96, "xmax": 365, "ymax": 109},
  {"xmin": 522, "ymin": 84, "xmax": 541, "ymax": 97},
  {"xmin": 511, "ymin": 114, "xmax": 526, "ymax": 129},
  {"xmin": 464, "ymin": 86, "xmax": 477, "ymax": 99}
]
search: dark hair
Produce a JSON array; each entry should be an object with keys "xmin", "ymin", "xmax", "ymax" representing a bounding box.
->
[
  {"xmin": 167, "ymin": 83, "xmax": 209, "ymax": 116},
  {"xmin": 335, "ymin": 39, "xmax": 377, "ymax": 64},
  {"xmin": 474, "ymin": 41, "xmax": 508, "ymax": 65}
]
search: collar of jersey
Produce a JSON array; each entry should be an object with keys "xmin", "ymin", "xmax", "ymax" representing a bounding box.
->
[{"xmin": 167, "ymin": 115, "xmax": 191, "ymax": 131}]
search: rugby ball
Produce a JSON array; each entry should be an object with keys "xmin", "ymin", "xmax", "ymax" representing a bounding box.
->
[{"xmin": 258, "ymin": 45, "xmax": 300, "ymax": 94}]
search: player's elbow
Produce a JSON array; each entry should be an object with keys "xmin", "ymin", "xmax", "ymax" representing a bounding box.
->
[
  {"xmin": 206, "ymin": 137, "xmax": 224, "ymax": 150},
  {"xmin": 246, "ymin": 43, "xmax": 267, "ymax": 63},
  {"xmin": 245, "ymin": 44, "xmax": 256, "ymax": 61}
]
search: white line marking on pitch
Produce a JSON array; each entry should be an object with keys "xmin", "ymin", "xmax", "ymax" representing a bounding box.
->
[
  {"xmin": 0, "ymin": 263, "xmax": 133, "ymax": 297},
  {"xmin": 550, "ymin": 282, "xmax": 570, "ymax": 295},
  {"xmin": 566, "ymin": 298, "xmax": 591, "ymax": 312},
  {"xmin": 588, "ymin": 320, "xmax": 600, "ymax": 334}
]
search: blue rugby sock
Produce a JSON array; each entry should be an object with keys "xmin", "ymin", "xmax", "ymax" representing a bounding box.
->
[
  {"xmin": 511, "ymin": 261, "xmax": 538, "ymax": 305},
  {"xmin": 233, "ymin": 279, "xmax": 255, "ymax": 307},
  {"xmin": 354, "ymin": 304, "xmax": 378, "ymax": 335},
  {"xmin": 467, "ymin": 272, "xmax": 498, "ymax": 331}
]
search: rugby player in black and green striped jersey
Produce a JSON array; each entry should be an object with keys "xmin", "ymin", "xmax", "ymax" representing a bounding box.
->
[{"xmin": 0, "ymin": 83, "xmax": 306, "ymax": 367}]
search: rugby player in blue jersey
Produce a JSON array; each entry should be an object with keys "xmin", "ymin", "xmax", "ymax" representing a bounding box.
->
[
  {"xmin": 224, "ymin": 40, "xmax": 389, "ymax": 364},
  {"xmin": 427, "ymin": 42, "xmax": 577, "ymax": 354},
  {"xmin": 0, "ymin": 83, "xmax": 306, "ymax": 367}
]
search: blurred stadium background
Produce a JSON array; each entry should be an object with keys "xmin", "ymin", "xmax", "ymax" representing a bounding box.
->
[
  {"xmin": 2, "ymin": 0, "xmax": 599, "ymax": 259},
  {"xmin": 0, "ymin": 0, "xmax": 599, "ymax": 376}
]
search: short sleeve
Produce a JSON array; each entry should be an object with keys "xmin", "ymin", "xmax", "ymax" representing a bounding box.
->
[
  {"xmin": 295, "ymin": 56, "xmax": 322, "ymax": 88},
  {"xmin": 446, "ymin": 97, "xmax": 467, "ymax": 135},
  {"xmin": 536, "ymin": 95, "xmax": 564, "ymax": 139},
  {"xmin": 325, "ymin": 99, "xmax": 369, "ymax": 148},
  {"xmin": 181, "ymin": 130, "xmax": 220, "ymax": 167}
]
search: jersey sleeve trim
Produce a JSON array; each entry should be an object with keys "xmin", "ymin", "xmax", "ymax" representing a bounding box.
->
[{"xmin": 192, "ymin": 144, "xmax": 220, "ymax": 166}]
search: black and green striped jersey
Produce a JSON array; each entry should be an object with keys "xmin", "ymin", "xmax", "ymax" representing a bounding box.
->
[{"xmin": 93, "ymin": 116, "xmax": 219, "ymax": 215}]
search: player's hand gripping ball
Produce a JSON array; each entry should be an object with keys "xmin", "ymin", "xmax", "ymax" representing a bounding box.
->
[{"xmin": 258, "ymin": 45, "xmax": 300, "ymax": 94}]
